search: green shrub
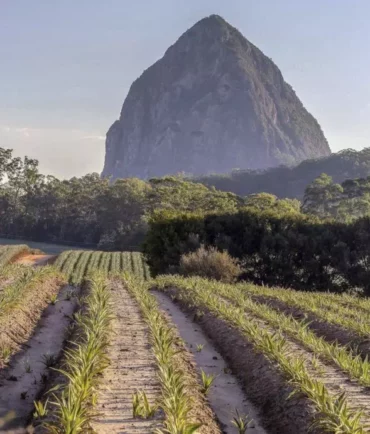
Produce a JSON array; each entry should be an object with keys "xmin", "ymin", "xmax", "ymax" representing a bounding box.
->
[{"xmin": 179, "ymin": 245, "xmax": 241, "ymax": 283}]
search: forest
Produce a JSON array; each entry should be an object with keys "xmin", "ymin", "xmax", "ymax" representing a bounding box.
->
[
  {"xmin": 0, "ymin": 147, "xmax": 300, "ymax": 250},
  {"xmin": 197, "ymin": 147, "xmax": 370, "ymax": 198}
]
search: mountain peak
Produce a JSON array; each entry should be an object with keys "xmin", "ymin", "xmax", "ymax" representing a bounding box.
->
[{"xmin": 102, "ymin": 16, "xmax": 330, "ymax": 180}]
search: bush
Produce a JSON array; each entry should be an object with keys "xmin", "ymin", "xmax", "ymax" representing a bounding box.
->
[{"xmin": 179, "ymin": 245, "xmax": 242, "ymax": 283}]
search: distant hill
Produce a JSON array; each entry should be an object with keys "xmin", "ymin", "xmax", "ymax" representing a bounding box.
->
[
  {"xmin": 196, "ymin": 148, "xmax": 370, "ymax": 199},
  {"xmin": 102, "ymin": 14, "xmax": 330, "ymax": 180}
]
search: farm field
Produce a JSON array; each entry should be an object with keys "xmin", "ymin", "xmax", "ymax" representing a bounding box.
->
[
  {"xmin": 2, "ymin": 245, "xmax": 370, "ymax": 433},
  {"xmin": 0, "ymin": 244, "xmax": 32, "ymax": 266},
  {"xmin": 54, "ymin": 249, "xmax": 150, "ymax": 285},
  {"xmin": 0, "ymin": 237, "xmax": 81, "ymax": 255}
]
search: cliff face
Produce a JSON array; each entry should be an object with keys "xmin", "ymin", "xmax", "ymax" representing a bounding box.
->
[{"xmin": 102, "ymin": 15, "xmax": 331, "ymax": 180}]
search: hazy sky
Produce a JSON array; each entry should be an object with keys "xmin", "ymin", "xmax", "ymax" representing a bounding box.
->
[{"xmin": 1, "ymin": 0, "xmax": 370, "ymax": 178}]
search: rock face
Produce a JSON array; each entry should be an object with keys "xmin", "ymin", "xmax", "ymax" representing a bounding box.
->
[{"xmin": 102, "ymin": 15, "xmax": 331, "ymax": 180}]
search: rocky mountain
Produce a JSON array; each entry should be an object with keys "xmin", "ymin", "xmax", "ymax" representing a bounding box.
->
[{"xmin": 102, "ymin": 15, "xmax": 331, "ymax": 180}]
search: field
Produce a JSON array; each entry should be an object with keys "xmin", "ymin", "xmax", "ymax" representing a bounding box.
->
[
  {"xmin": 0, "ymin": 244, "xmax": 32, "ymax": 266},
  {"xmin": 54, "ymin": 249, "xmax": 150, "ymax": 284},
  {"xmin": 2, "ymin": 246, "xmax": 370, "ymax": 433},
  {"xmin": 0, "ymin": 237, "xmax": 81, "ymax": 255}
]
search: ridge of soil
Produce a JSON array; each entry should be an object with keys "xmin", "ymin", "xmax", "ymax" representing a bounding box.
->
[
  {"xmin": 160, "ymin": 287, "xmax": 320, "ymax": 434},
  {"xmin": 0, "ymin": 276, "xmax": 66, "ymax": 368},
  {"xmin": 153, "ymin": 290, "xmax": 267, "ymax": 434},
  {"xmin": 90, "ymin": 280, "xmax": 162, "ymax": 434},
  {"xmin": 219, "ymin": 293, "xmax": 370, "ymax": 427},
  {"xmin": 253, "ymin": 295, "xmax": 370, "ymax": 356},
  {"xmin": 164, "ymin": 286, "xmax": 370, "ymax": 433},
  {"xmin": 0, "ymin": 286, "xmax": 78, "ymax": 431}
]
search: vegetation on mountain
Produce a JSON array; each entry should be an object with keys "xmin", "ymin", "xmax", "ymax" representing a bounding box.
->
[
  {"xmin": 197, "ymin": 148, "xmax": 370, "ymax": 199},
  {"xmin": 303, "ymin": 173, "xmax": 370, "ymax": 222}
]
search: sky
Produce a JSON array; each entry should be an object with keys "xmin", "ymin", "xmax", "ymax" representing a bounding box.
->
[{"xmin": 1, "ymin": 0, "xmax": 370, "ymax": 178}]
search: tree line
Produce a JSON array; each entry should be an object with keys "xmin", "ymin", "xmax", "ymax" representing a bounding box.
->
[
  {"xmin": 143, "ymin": 205, "xmax": 370, "ymax": 295},
  {"xmin": 2, "ymin": 148, "xmax": 287, "ymax": 250},
  {"xmin": 197, "ymin": 148, "xmax": 370, "ymax": 199}
]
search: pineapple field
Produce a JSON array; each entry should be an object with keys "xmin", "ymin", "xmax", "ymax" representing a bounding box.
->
[{"xmin": 1, "ymin": 245, "xmax": 370, "ymax": 433}]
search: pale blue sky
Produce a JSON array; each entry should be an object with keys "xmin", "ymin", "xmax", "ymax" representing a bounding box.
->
[{"xmin": 1, "ymin": 0, "xmax": 370, "ymax": 177}]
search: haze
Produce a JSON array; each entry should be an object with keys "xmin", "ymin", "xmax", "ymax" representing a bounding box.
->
[{"xmin": 1, "ymin": 0, "xmax": 370, "ymax": 178}]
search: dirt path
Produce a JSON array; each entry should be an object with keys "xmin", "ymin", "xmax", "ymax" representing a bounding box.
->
[
  {"xmin": 90, "ymin": 281, "xmax": 161, "ymax": 434},
  {"xmin": 15, "ymin": 254, "xmax": 56, "ymax": 266},
  {"xmin": 153, "ymin": 291, "xmax": 267, "ymax": 434},
  {"xmin": 0, "ymin": 286, "xmax": 77, "ymax": 431}
]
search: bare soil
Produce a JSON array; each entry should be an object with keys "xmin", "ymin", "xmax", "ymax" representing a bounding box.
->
[
  {"xmin": 90, "ymin": 281, "xmax": 162, "ymax": 434},
  {"xmin": 0, "ymin": 286, "xmax": 77, "ymax": 431},
  {"xmin": 14, "ymin": 255, "xmax": 56, "ymax": 267},
  {"xmin": 153, "ymin": 290, "xmax": 267, "ymax": 434}
]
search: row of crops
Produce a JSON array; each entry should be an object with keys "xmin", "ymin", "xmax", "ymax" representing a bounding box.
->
[
  {"xmin": 0, "ymin": 244, "xmax": 30, "ymax": 267},
  {"xmin": 32, "ymin": 273, "xmax": 221, "ymax": 433},
  {"xmin": 4, "ymin": 242, "xmax": 370, "ymax": 432},
  {"xmin": 0, "ymin": 265, "xmax": 65, "ymax": 367},
  {"xmin": 54, "ymin": 249, "xmax": 150, "ymax": 285},
  {"xmin": 154, "ymin": 275, "xmax": 370, "ymax": 433}
]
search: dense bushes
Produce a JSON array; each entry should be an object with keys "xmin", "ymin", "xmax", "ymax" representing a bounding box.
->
[
  {"xmin": 179, "ymin": 245, "xmax": 241, "ymax": 283},
  {"xmin": 143, "ymin": 208, "xmax": 370, "ymax": 294}
]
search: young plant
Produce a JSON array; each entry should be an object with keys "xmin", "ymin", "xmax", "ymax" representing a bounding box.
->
[
  {"xmin": 231, "ymin": 409, "xmax": 252, "ymax": 434},
  {"xmin": 42, "ymin": 352, "xmax": 57, "ymax": 368},
  {"xmin": 196, "ymin": 344, "xmax": 204, "ymax": 352},
  {"xmin": 33, "ymin": 399, "xmax": 49, "ymax": 418},
  {"xmin": 64, "ymin": 289, "xmax": 75, "ymax": 301},
  {"xmin": 200, "ymin": 370, "xmax": 216, "ymax": 395},
  {"xmin": 0, "ymin": 345, "xmax": 12, "ymax": 363},
  {"xmin": 132, "ymin": 391, "xmax": 157, "ymax": 418},
  {"xmin": 50, "ymin": 294, "xmax": 59, "ymax": 305}
]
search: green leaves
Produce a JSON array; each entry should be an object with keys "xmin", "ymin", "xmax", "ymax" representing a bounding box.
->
[{"xmin": 200, "ymin": 370, "xmax": 216, "ymax": 395}]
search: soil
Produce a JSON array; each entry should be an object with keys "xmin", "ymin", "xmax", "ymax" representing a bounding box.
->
[
  {"xmin": 90, "ymin": 280, "xmax": 162, "ymax": 434},
  {"xmin": 14, "ymin": 255, "xmax": 56, "ymax": 267},
  {"xmin": 153, "ymin": 290, "xmax": 267, "ymax": 434},
  {"xmin": 0, "ymin": 286, "xmax": 77, "ymax": 431}
]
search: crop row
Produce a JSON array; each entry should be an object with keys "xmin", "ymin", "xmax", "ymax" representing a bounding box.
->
[
  {"xmin": 0, "ymin": 263, "xmax": 34, "ymax": 291},
  {"xmin": 55, "ymin": 250, "xmax": 150, "ymax": 284},
  {"xmin": 236, "ymin": 281, "xmax": 370, "ymax": 338},
  {"xmin": 39, "ymin": 271, "xmax": 114, "ymax": 432},
  {"xmin": 0, "ymin": 244, "xmax": 30, "ymax": 267},
  {"xmin": 155, "ymin": 275, "xmax": 367, "ymax": 433},
  {"xmin": 0, "ymin": 266, "xmax": 65, "ymax": 367},
  {"xmin": 124, "ymin": 274, "xmax": 206, "ymax": 432},
  {"xmin": 173, "ymin": 277, "xmax": 370, "ymax": 388}
]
